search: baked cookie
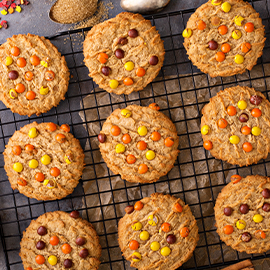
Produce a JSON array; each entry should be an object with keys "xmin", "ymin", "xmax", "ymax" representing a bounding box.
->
[
  {"xmin": 4, "ymin": 122, "xmax": 84, "ymax": 201},
  {"xmin": 20, "ymin": 211, "xmax": 101, "ymax": 269},
  {"xmin": 201, "ymin": 86, "xmax": 270, "ymax": 166},
  {"xmin": 118, "ymin": 193, "xmax": 199, "ymax": 270},
  {"xmin": 215, "ymin": 175, "xmax": 270, "ymax": 253},
  {"xmin": 183, "ymin": 0, "xmax": 265, "ymax": 77},
  {"xmin": 83, "ymin": 12, "xmax": 165, "ymax": 95},
  {"xmin": 98, "ymin": 104, "xmax": 179, "ymax": 183},
  {"xmin": 0, "ymin": 33, "xmax": 69, "ymax": 116}
]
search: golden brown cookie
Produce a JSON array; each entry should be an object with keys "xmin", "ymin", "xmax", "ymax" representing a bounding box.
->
[
  {"xmin": 4, "ymin": 122, "xmax": 84, "ymax": 201},
  {"xmin": 20, "ymin": 211, "xmax": 101, "ymax": 269},
  {"xmin": 201, "ymin": 86, "xmax": 270, "ymax": 166},
  {"xmin": 98, "ymin": 104, "xmax": 179, "ymax": 183},
  {"xmin": 83, "ymin": 12, "xmax": 165, "ymax": 95},
  {"xmin": 118, "ymin": 193, "xmax": 199, "ymax": 270},
  {"xmin": 183, "ymin": 0, "xmax": 265, "ymax": 77},
  {"xmin": 215, "ymin": 175, "xmax": 270, "ymax": 253},
  {"xmin": 0, "ymin": 33, "xmax": 70, "ymax": 116}
]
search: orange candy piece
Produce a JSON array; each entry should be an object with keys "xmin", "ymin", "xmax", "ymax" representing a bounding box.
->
[
  {"xmin": 217, "ymin": 118, "xmax": 228, "ymax": 128},
  {"xmin": 17, "ymin": 57, "xmax": 26, "ymax": 68},
  {"xmin": 227, "ymin": 105, "xmax": 237, "ymax": 116},
  {"xmin": 242, "ymin": 142, "xmax": 252, "ymax": 152},
  {"xmin": 255, "ymin": 230, "xmax": 266, "ymax": 239},
  {"xmin": 55, "ymin": 133, "xmax": 66, "ymax": 143},
  {"xmin": 241, "ymin": 126, "xmax": 251, "ymax": 135},
  {"xmin": 111, "ymin": 125, "xmax": 121, "ymax": 136},
  {"xmin": 151, "ymin": 131, "xmax": 161, "ymax": 141},
  {"xmin": 197, "ymin": 20, "xmax": 206, "ymax": 30},
  {"xmin": 12, "ymin": 145, "xmax": 22, "ymax": 155},
  {"xmin": 218, "ymin": 25, "xmax": 228, "ymax": 35},
  {"xmin": 122, "ymin": 134, "xmax": 131, "ymax": 144},
  {"xmin": 35, "ymin": 255, "xmax": 45, "ymax": 265},
  {"xmin": 61, "ymin": 243, "xmax": 72, "ymax": 254},
  {"xmin": 173, "ymin": 203, "xmax": 183, "ymax": 213},
  {"xmin": 50, "ymin": 167, "xmax": 60, "ymax": 177},
  {"xmin": 35, "ymin": 172, "xmax": 45, "ymax": 182},
  {"xmin": 17, "ymin": 178, "xmax": 27, "ymax": 186},
  {"xmin": 134, "ymin": 201, "xmax": 144, "ymax": 211},
  {"xmin": 50, "ymin": 235, "xmax": 60, "ymax": 246},
  {"xmin": 30, "ymin": 55, "xmax": 40, "ymax": 66},
  {"xmin": 245, "ymin": 22, "xmax": 254, "ymax": 32},
  {"xmin": 231, "ymin": 174, "xmax": 242, "ymax": 184},
  {"xmin": 123, "ymin": 77, "xmax": 133, "ymax": 86},
  {"xmin": 11, "ymin": 46, "xmax": 20, "ymax": 56},
  {"xmin": 129, "ymin": 240, "xmax": 139, "ymax": 250},
  {"xmin": 136, "ymin": 68, "xmax": 146, "ymax": 77},
  {"xmin": 223, "ymin": 225, "xmax": 234, "ymax": 235},
  {"xmin": 138, "ymin": 164, "xmax": 148, "ymax": 174},
  {"xmin": 45, "ymin": 70, "xmax": 55, "ymax": 81},
  {"xmin": 251, "ymin": 108, "xmax": 262, "ymax": 117},
  {"xmin": 126, "ymin": 154, "xmax": 136, "ymax": 164},
  {"xmin": 221, "ymin": 43, "xmax": 231, "ymax": 53},
  {"xmin": 27, "ymin": 268, "xmax": 33, "ymax": 270},
  {"xmin": 25, "ymin": 71, "xmax": 34, "ymax": 81},
  {"xmin": 15, "ymin": 83, "xmax": 25, "ymax": 93},
  {"xmin": 215, "ymin": 52, "xmax": 225, "ymax": 62},
  {"xmin": 137, "ymin": 141, "xmax": 147, "ymax": 150},
  {"xmin": 26, "ymin": 91, "xmax": 36, "ymax": 100},
  {"xmin": 60, "ymin": 124, "xmax": 70, "ymax": 132},
  {"xmin": 25, "ymin": 144, "xmax": 35, "ymax": 152},
  {"xmin": 47, "ymin": 122, "xmax": 57, "ymax": 132},
  {"xmin": 203, "ymin": 140, "xmax": 213, "ymax": 150},
  {"xmin": 98, "ymin": 53, "xmax": 109, "ymax": 64},
  {"xmin": 149, "ymin": 103, "xmax": 160, "ymax": 111},
  {"xmin": 165, "ymin": 137, "xmax": 174, "ymax": 147},
  {"xmin": 180, "ymin": 227, "xmax": 189, "ymax": 237},
  {"xmin": 241, "ymin": 42, "xmax": 251, "ymax": 53},
  {"xmin": 161, "ymin": 222, "xmax": 171, "ymax": 232}
]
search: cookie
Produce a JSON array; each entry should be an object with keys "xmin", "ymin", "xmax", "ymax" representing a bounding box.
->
[
  {"xmin": 3, "ymin": 122, "xmax": 84, "ymax": 201},
  {"xmin": 215, "ymin": 175, "xmax": 270, "ymax": 254},
  {"xmin": 201, "ymin": 86, "xmax": 270, "ymax": 166},
  {"xmin": 118, "ymin": 193, "xmax": 199, "ymax": 270},
  {"xmin": 0, "ymin": 33, "xmax": 70, "ymax": 116},
  {"xmin": 183, "ymin": 0, "xmax": 265, "ymax": 77},
  {"xmin": 98, "ymin": 104, "xmax": 179, "ymax": 183},
  {"xmin": 20, "ymin": 211, "xmax": 101, "ymax": 269},
  {"xmin": 83, "ymin": 12, "xmax": 165, "ymax": 95}
]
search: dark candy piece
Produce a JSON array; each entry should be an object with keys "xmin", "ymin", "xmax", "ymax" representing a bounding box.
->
[
  {"xmin": 250, "ymin": 95, "xmax": 262, "ymax": 105},
  {"xmin": 241, "ymin": 232, "xmax": 252, "ymax": 242},
  {"xmin": 76, "ymin": 237, "xmax": 86, "ymax": 246},
  {"xmin": 125, "ymin": 205, "xmax": 134, "ymax": 214},
  {"xmin": 239, "ymin": 113, "xmax": 249, "ymax": 122},
  {"xmin": 262, "ymin": 203, "xmax": 270, "ymax": 212},
  {"xmin": 36, "ymin": 240, "xmax": 46, "ymax": 250},
  {"xmin": 149, "ymin": 56, "xmax": 159, "ymax": 66},
  {"xmin": 8, "ymin": 70, "xmax": 19, "ymax": 80},
  {"xmin": 64, "ymin": 259, "xmax": 73, "ymax": 268},
  {"xmin": 224, "ymin": 207, "xmax": 233, "ymax": 216},
  {"xmin": 70, "ymin": 210, "xmax": 80, "ymax": 219},
  {"xmin": 37, "ymin": 226, "xmax": 47, "ymax": 236},
  {"xmin": 128, "ymin": 29, "xmax": 138, "ymax": 38},
  {"xmin": 239, "ymin": 204, "xmax": 249, "ymax": 214},
  {"xmin": 262, "ymin": 188, "xmax": 270, "ymax": 198},
  {"xmin": 208, "ymin": 40, "xmax": 218, "ymax": 50},
  {"xmin": 115, "ymin": 49, "xmax": 125, "ymax": 59},
  {"xmin": 101, "ymin": 66, "xmax": 111, "ymax": 76},
  {"xmin": 166, "ymin": 234, "xmax": 176, "ymax": 244},
  {"xmin": 98, "ymin": 133, "xmax": 106, "ymax": 143},
  {"xmin": 79, "ymin": 248, "xmax": 89, "ymax": 258},
  {"xmin": 118, "ymin": 37, "xmax": 128, "ymax": 45}
]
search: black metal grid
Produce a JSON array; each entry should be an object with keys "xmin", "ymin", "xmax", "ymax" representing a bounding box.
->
[{"xmin": 1, "ymin": 1, "xmax": 270, "ymax": 269}]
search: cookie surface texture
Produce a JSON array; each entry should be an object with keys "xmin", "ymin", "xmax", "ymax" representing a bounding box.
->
[
  {"xmin": 4, "ymin": 122, "xmax": 84, "ymax": 201},
  {"xmin": 20, "ymin": 211, "xmax": 101, "ymax": 269},
  {"xmin": 183, "ymin": 0, "xmax": 265, "ymax": 77},
  {"xmin": 83, "ymin": 12, "xmax": 165, "ymax": 95},
  {"xmin": 0, "ymin": 33, "xmax": 70, "ymax": 116},
  {"xmin": 201, "ymin": 86, "xmax": 270, "ymax": 166},
  {"xmin": 215, "ymin": 175, "xmax": 270, "ymax": 253},
  {"xmin": 99, "ymin": 104, "xmax": 179, "ymax": 183},
  {"xmin": 118, "ymin": 193, "xmax": 199, "ymax": 270}
]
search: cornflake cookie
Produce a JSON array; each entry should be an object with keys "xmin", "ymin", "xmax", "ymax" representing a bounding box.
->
[
  {"xmin": 98, "ymin": 104, "xmax": 179, "ymax": 183},
  {"xmin": 4, "ymin": 122, "xmax": 84, "ymax": 201},
  {"xmin": 83, "ymin": 12, "xmax": 165, "ymax": 95},
  {"xmin": 183, "ymin": 0, "xmax": 265, "ymax": 77},
  {"xmin": 118, "ymin": 193, "xmax": 199, "ymax": 270},
  {"xmin": 201, "ymin": 86, "xmax": 270, "ymax": 166},
  {"xmin": 215, "ymin": 175, "xmax": 270, "ymax": 253},
  {"xmin": 20, "ymin": 211, "xmax": 101, "ymax": 269},
  {"xmin": 0, "ymin": 33, "xmax": 69, "ymax": 116}
]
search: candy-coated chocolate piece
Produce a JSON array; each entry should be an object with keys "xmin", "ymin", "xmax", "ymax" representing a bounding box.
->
[
  {"xmin": 36, "ymin": 240, "xmax": 46, "ymax": 250},
  {"xmin": 5, "ymin": 56, "xmax": 13, "ymax": 66},
  {"xmin": 41, "ymin": 154, "xmax": 51, "ymax": 165},
  {"xmin": 201, "ymin": 125, "xmax": 210, "ymax": 135},
  {"xmin": 131, "ymin": 252, "xmax": 141, "ymax": 262},
  {"xmin": 138, "ymin": 126, "xmax": 147, "ymax": 136},
  {"xmin": 9, "ymin": 89, "xmax": 17, "ymax": 99},
  {"xmin": 234, "ymin": 54, "xmax": 244, "ymax": 64},
  {"xmin": 28, "ymin": 127, "xmax": 38, "ymax": 138},
  {"xmin": 253, "ymin": 214, "xmax": 263, "ymax": 223},
  {"xmin": 138, "ymin": 164, "xmax": 148, "ymax": 174},
  {"xmin": 262, "ymin": 203, "xmax": 270, "ymax": 212},
  {"xmin": 166, "ymin": 234, "xmax": 176, "ymax": 244},
  {"xmin": 50, "ymin": 235, "xmax": 59, "ymax": 246},
  {"xmin": 211, "ymin": 0, "xmax": 222, "ymax": 5},
  {"xmin": 123, "ymin": 78, "xmax": 134, "ymax": 86},
  {"xmin": 17, "ymin": 178, "xmax": 27, "ymax": 186},
  {"xmin": 245, "ymin": 22, "xmax": 254, "ymax": 32},
  {"xmin": 262, "ymin": 188, "xmax": 270, "ymax": 198},
  {"xmin": 232, "ymin": 30, "xmax": 242, "ymax": 39},
  {"xmin": 11, "ymin": 46, "xmax": 20, "ymax": 56},
  {"xmin": 128, "ymin": 29, "xmax": 138, "ymax": 38},
  {"xmin": 55, "ymin": 133, "xmax": 66, "ymax": 143},
  {"xmin": 79, "ymin": 248, "xmax": 89, "ymax": 258},
  {"xmin": 236, "ymin": 219, "xmax": 246, "ymax": 230},
  {"xmin": 76, "ymin": 237, "xmax": 86, "ymax": 246},
  {"xmin": 209, "ymin": 40, "xmax": 218, "ymax": 50},
  {"xmin": 61, "ymin": 243, "xmax": 72, "ymax": 254},
  {"xmin": 70, "ymin": 210, "xmax": 80, "ymax": 219},
  {"xmin": 231, "ymin": 174, "xmax": 242, "ymax": 184},
  {"xmin": 48, "ymin": 255, "xmax": 57, "ymax": 266},
  {"xmin": 234, "ymin": 15, "xmax": 244, "ymax": 26},
  {"xmin": 109, "ymin": 79, "xmax": 119, "ymax": 89},
  {"xmin": 136, "ymin": 67, "xmax": 146, "ymax": 77},
  {"xmin": 148, "ymin": 214, "xmax": 158, "ymax": 226},
  {"xmin": 180, "ymin": 227, "xmax": 189, "ymax": 237},
  {"xmin": 224, "ymin": 207, "xmax": 233, "ymax": 216},
  {"xmin": 255, "ymin": 230, "xmax": 266, "ymax": 239},
  {"xmin": 242, "ymin": 142, "xmax": 252, "ymax": 152},
  {"xmin": 182, "ymin": 29, "xmax": 192, "ymax": 38},
  {"xmin": 161, "ymin": 222, "xmax": 171, "ymax": 232},
  {"xmin": 98, "ymin": 133, "xmax": 106, "ymax": 143},
  {"xmin": 115, "ymin": 49, "xmax": 125, "ymax": 59},
  {"xmin": 124, "ymin": 61, "xmax": 135, "ymax": 71},
  {"xmin": 43, "ymin": 179, "xmax": 56, "ymax": 189},
  {"xmin": 121, "ymin": 109, "xmax": 132, "ymax": 118},
  {"xmin": 64, "ymin": 259, "xmax": 73, "ymax": 268},
  {"xmin": 45, "ymin": 70, "xmax": 55, "ymax": 81},
  {"xmin": 241, "ymin": 42, "xmax": 251, "ymax": 53},
  {"xmin": 101, "ymin": 66, "xmax": 111, "ymax": 76},
  {"xmin": 149, "ymin": 56, "xmax": 159, "ymax": 65},
  {"xmin": 223, "ymin": 225, "xmax": 233, "ymax": 234},
  {"xmin": 37, "ymin": 226, "xmax": 47, "ymax": 235},
  {"xmin": 221, "ymin": 2, "xmax": 231, "ymax": 12},
  {"xmin": 211, "ymin": 16, "xmax": 220, "ymax": 26},
  {"xmin": 239, "ymin": 113, "xmax": 249, "ymax": 122},
  {"xmin": 242, "ymin": 232, "xmax": 252, "ymax": 242},
  {"xmin": 29, "ymin": 159, "xmax": 38, "ymax": 169},
  {"xmin": 250, "ymin": 95, "xmax": 262, "ymax": 105},
  {"xmin": 115, "ymin": 143, "xmax": 125, "ymax": 153},
  {"xmin": 140, "ymin": 230, "xmax": 149, "ymax": 241},
  {"xmin": 165, "ymin": 137, "xmax": 174, "ymax": 147},
  {"xmin": 132, "ymin": 221, "xmax": 142, "ymax": 231},
  {"xmin": 150, "ymin": 241, "xmax": 160, "ymax": 251},
  {"xmin": 160, "ymin": 246, "xmax": 171, "ymax": 256},
  {"xmin": 40, "ymin": 86, "xmax": 49, "ymax": 95},
  {"xmin": 9, "ymin": 70, "xmax": 19, "ymax": 80},
  {"xmin": 30, "ymin": 55, "xmax": 40, "ymax": 66},
  {"xmin": 35, "ymin": 255, "xmax": 45, "ymax": 265},
  {"xmin": 150, "ymin": 131, "xmax": 161, "ymax": 141},
  {"xmin": 251, "ymin": 108, "xmax": 262, "ymax": 117},
  {"xmin": 134, "ymin": 201, "xmax": 144, "ymax": 210},
  {"xmin": 239, "ymin": 204, "xmax": 249, "ymax": 214},
  {"xmin": 251, "ymin": 127, "xmax": 261, "ymax": 136},
  {"xmin": 146, "ymin": 150, "xmax": 155, "ymax": 160},
  {"xmin": 229, "ymin": 135, "xmax": 240, "ymax": 144},
  {"xmin": 125, "ymin": 205, "xmax": 134, "ymax": 214},
  {"xmin": 203, "ymin": 140, "xmax": 213, "ymax": 150},
  {"xmin": 98, "ymin": 52, "xmax": 108, "ymax": 64},
  {"xmin": 129, "ymin": 240, "xmax": 139, "ymax": 250}
]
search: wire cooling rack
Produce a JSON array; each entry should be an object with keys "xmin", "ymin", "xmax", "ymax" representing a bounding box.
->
[{"xmin": 1, "ymin": 1, "xmax": 270, "ymax": 269}]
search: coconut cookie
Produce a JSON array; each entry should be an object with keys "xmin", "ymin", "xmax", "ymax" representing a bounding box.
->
[
  {"xmin": 0, "ymin": 33, "xmax": 69, "ymax": 116},
  {"xmin": 183, "ymin": 0, "xmax": 265, "ymax": 77},
  {"xmin": 20, "ymin": 211, "xmax": 101, "ymax": 269},
  {"xmin": 215, "ymin": 175, "xmax": 270, "ymax": 253},
  {"xmin": 83, "ymin": 12, "xmax": 165, "ymax": 95},
  {"xmin": 201, "ymin": 86, "xmax": 270, "ymax": 166},
  {"xmin": 118, "ymin": 193, "xmax": 199, "ymax": 270},
  {"xmin": 98, "ymin": 104, "xmax": 179, "ymax": 183},
  {"xmin": 4, "ymin": 122, "xmax": 84, "ymax": 201}
]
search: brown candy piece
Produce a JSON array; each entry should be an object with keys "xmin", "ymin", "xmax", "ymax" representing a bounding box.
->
[
  {"xmin": 36, "ymin": 240, "xmax": 46, "ymax": 250},
  {"xmin": 242, "ymin": 232, "xmax": 252, "ymax": 242},
  {"xmin": 79, "ymin": 248, "xmax": 89, "ymax": 258},
  {"xmin": 149, "ymin": 56, "xmax": 159, "ymax": 66},
  {"xmin": 125, "ymin": 205, "xmax": 134, "ymax": 214},
  {"xmin": 211, "ymin": 16, "xmax": 220, "ymax": 26},
  {"xmin": 70, "ymin": 210, "xmax": 80, "ymax": 219},
  {"xmin": 76, "ymin": 237, "xmax": 86, "ymax": 246},
  {"xmin": 37, "ymin": 226, "xmax": 47, "ymax": 236},
  {"xmin": 128, "ymin": 29, "xmax": 138, "ymax": 38},
  {"xmin": 64, "ymin": 259, "xmax": 73, "ymax": 268},
  {"xmin": 118, "ymin": 37, "xmax": 128, "ymax": 45}
]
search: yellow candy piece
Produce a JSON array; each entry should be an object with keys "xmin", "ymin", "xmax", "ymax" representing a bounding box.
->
[
  {"xmin": 160, "ymin": 247, "xmax": 171, "ymax": 256},
  {"xmin": 41, "ymin": 154, "xmax": 51, "ymax": 165},
  {"xmin": 115, "ymin": 143, "xmax": 125, "ymax": 154},
  {"xmin": 253, "ymin": 214, "xmax": 263, "ymax": 223},
  {"xmin": 234, "ymin": 16, "xmax": 244, "ymax": 26},
  {"xmin": 40, "ymin": 86, "xmax": 49, "ymax": 95},
  {"xmin": 201, "ymin": 125, "xmax": 210, "ymax": 135},
  {"xmin": 237, "ymin": 100, "xmax": 247, "ymax": 110},
  {"xmin": 65, "ymin": 155, "xmax": 72, "ymax": 164},
  {"xmin": 148, "ymin": 214, "xmax": 158, "ymax": 226},
  {"xmin": 234, "ymin": 54, "xmax": 244, "ymax": 64},
  {"xmin": 132, "ymin": 221, "xmax": 142, "ymax": 231},
  {"xmin": 221, "ymin": 2, "xmax": 231, "ymax": 12},
  {"xmin": 40, "ymin": 60, "xmax": 48, "ymax": 67},
  {"xmin": 229, "ymin": 135, "xmax": 240, "ymax": 144},
  {"xmin": 251, "ymin": 126, "xmax": 261, "ymax": 136},
  {"xmin": 1, "ymin": 10, "xmax": 7, "ymax": 15},
  {"xmin": 43, "ymin": 179, "xmax": 56, "ymax": 189},
  {"xmin": 146, "ymin": 150, "xmax": 155, "ymax": 161},
  {"xmin": 9, "ymin": 89, "xmax": 17, "ymax": 99},
  {"xmin": 15, "ymin": 6, "xmax": 22, "ymax": 12},
  {"xmin": 138, "ymin": 126, "xmax": 147, "ymax": 136},
  {"xmin": 124, "ymin": 61, "xmax": 135, "ymax": 71},
  {"xmin": 29, "ymin": 159, "xmax": 39, "ymax": 169},
  {"xmin": 121, "ymin": 109, "xmax": 132, "ymax": 118},
  {"xmin": 109, "ymin": 79, "xmax": 119, "ymax": 89},
  {"xmin": 132, "ymin": 252, "xmax": 142, "ymax": 262},
  {"xmin": 48, "ymin": 255, "xmax": 57, "ymax": 266},
  {"xmin": 13, "ymin": 162, "xmax": 23, "ymax": 172},
  {"xmin": 211, "ymin": 0, "xmax": 222, "ymax": 5},
  {"xmin": 6, "ymin": 56, "xmax": 13, "ymax": 66},
  {"xmin": 236, "ymin": 219, "xmax": 246, "ymax": 230},
  {"xmin": 28, "ymin": 127, "xmax": 38, "ymax": 138},
  {"xmin": 182, "ymin": 29, "xmax": 192, "ymax": 38},
  {"xmin": 232, "ymin": 30, "xmax": 242, "ymax": 40},
  {"xmin": 139, "ymin": 231, "xmax": 149, "ymax": 241},
  {"xmin": 150, "ymin": 241, "xmax": 160, "ymax": 251},
  {"xmin": 0, "ymin": 25, "xmax": 2, "ymax": 29}
]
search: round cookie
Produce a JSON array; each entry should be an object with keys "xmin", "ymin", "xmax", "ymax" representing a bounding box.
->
[
  {"xmin": 215, "ymin": 175, "xmax": 270, "ymax": 253},
  {"xmin": 4, "ymin": 122, "xmax": 84, "ymax": 201},
  {"xmin": 83, "ymin": 12, "xmax": 165, "ymax": 95},
  {"xmin": 118, "ymin": 193, "xmax": 199, "ymax": 270},
  {"xmin": 183, "ymin": 0, "xmax": 265, "ymax": 77},
  {"xmin": 201, "ymin": 86, "xmax": 270, "ymax": 166},
  {"xmin": 0, "ymin": 33, "xmax": 70, "ymax": 116},
  {"xmin": 20, "ymin": 211, "xmax": 101, "ymax": 269},
  {"xmin": 98, "ymin": 104, "xmax": 179, "ymax": 183}
]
